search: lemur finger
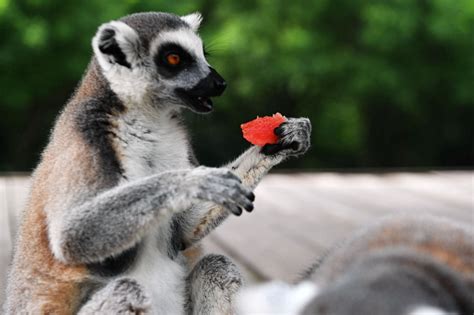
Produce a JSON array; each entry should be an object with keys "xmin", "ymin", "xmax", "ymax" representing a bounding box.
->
[
  {"xmin": 261, "ymin": 143, "xmax": 283, "ymax": 155},
  {"xmin": 223, "ymin": 201, "xmax": 243, "ymax": 216},
  {"xmin": 223, "ymin": 185, "xmax": 254, "ymax": 210},
  {"xmin": 214, "ymin": 183, "xmax": 254, "ymax": 212},
  {"xmin": 235, "ymin": 185, "xmax": 255, "ymax": 206},
  {"xmin": 274, "ymin": 123, "xmax": 288, "ymax": 136},
  {"xmin": 261, "ymin": 142, "xmax": 295, "ymax": 155},
  {"xmin": 196, "ymin": 181, "xmax": 250, "ymax": 205},
  {"xmin": 248, "ymin": 191, "xmax": 255, "ymax": 201},
  {"xmin": 302, "ymin": 118, "xmax": 312, "ymax": 131},
  {"xmin": 233, "ymin": 183, "xmax": 254, "ymax": 199},
  {"xmin": 228, "ymin": 189, "xmax": 254, "ymax": 211},
  {"xmin": 239, "ymin": 202, "xmax": 253, "ymax": 212},
  {"xmin": 289, "ymin": 141, "xmax": 300, "ymax": 151},
  {"xmin": 195, "ymin": 172, "xmax": 254, "ymax": 212}
]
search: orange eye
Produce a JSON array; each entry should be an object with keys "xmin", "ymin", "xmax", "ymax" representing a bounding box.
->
[{"xmin": 166, "ymin": 53, "xmax": 181, "ymax": 65}]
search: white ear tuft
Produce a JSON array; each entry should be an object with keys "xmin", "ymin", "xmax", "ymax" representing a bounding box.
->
[
  {"xmin": 92, "ymin": 20, "xmax": 141, "ymax": 71},
  {"xmin": 181, "ymin": 12, "xmax": 203, "ymax": 32}
]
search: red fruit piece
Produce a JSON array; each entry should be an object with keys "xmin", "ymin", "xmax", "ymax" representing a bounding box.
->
[{"xmin": 241, "ymin": 113, "xmax": 287, "ymax": 146}]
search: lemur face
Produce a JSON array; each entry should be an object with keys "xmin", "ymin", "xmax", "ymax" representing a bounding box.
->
[{"xmin": 92, "ymin": 12, "xmax": 226, "ymax": 113}]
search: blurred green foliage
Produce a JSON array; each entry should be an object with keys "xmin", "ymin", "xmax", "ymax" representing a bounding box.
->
[{"xmin": 0, "ymin": 0, "xmax": 473, "ymax": 171}]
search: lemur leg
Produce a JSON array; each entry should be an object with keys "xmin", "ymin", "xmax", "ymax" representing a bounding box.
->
[
  {"xmin": 186, "ymin": 254, "xmax": 243, "ymax": 315},
  {"xmin": 51, "ymin": 167, "xmax": 254, "ymax": 264},
  {"xmin": 78, "ymin": 278, "xmax": 150, "ymax": 315},
  {"xmin": 184, "ymin": 117, "xmax": 312, "ymax": 245}
]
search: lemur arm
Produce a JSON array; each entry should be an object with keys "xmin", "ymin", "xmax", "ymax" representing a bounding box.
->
[
  {"xmin": 48, "ymin": 167, "xmax": 254, "ymax": 264},
  {"xmin": 183, "ymin": 117, "xmax": 312, "ymax": 246}
]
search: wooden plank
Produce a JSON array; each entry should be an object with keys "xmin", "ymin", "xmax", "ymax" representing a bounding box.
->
[
  {"xmin": 238, "ymin": 186, "xmax": 329, "ymax": 250},
  {"xmin": 263, "ymin": 175, "xmax": 375, "ymax": 223},
  {"xmin": 0, "ymin": 178, "xmax": 12, "ymax": 307},
  {"xmin": 301, "ymin": 173, "xmax": 472, "ymax": 222},
  {"xmin": 210, "ymin": 179, "xmax": 359, "ymax": 282},
  {"xmin": 213, "ymin": 219, "xmax": 315, "ymax": 282},
  {"xmin": 211, "ymin": 184, "xmax": 321, "ymax": 282},
  {"xmin": 384, "ymin": 173, "xmax": 473, "ymax": 210},
  {"xmin": 256, "ymin": 185, "xmax": 362, "ymax": 246},
  {"xmin": 431, "ymin": 171, "xmax": 474, "ymax": 192},
  {"xmin": 214, "ymin": 229, "xmax": 309, "ymax": 283}
]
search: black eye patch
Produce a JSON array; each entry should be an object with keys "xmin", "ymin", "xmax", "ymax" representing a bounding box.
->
[{"xmin": 154, "ymin": 43, "xmax": 195, "ymax": 78}]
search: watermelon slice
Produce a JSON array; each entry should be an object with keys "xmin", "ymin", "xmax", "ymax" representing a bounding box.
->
[{"xmin": 241, "ymin": 113, "xmax": 287, "ymax": 146}]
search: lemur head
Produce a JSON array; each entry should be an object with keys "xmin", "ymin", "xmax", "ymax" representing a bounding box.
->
[{"xmin": 92, "ymin": 12, "xmax": 226, "ymax": 113}]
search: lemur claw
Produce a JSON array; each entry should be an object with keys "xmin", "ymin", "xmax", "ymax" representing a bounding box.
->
[
  {"xmin": 182, "ymin": 166, "xmax": 254, "ymax": 216},
  {"xmin": 262, "ymin": 117, "xmax": 311, "ymax": 157}
]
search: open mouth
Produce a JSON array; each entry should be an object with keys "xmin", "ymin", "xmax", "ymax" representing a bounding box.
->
[{"xmin": 176, "ymin": 89, "xmax": 214, "ymax": 113}]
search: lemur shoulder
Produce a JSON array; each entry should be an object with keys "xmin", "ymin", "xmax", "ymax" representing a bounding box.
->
[{"xmin": 5, "ymin": 12, "xmax": 312, "ymax": 314}]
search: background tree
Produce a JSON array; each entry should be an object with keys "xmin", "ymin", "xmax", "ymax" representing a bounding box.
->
[{"xmin": 0, "ymin": 0, "xmax": 472, "ymax": 171}]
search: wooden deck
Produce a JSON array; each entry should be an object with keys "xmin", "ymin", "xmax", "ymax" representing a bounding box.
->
[{"xmin": 1, "ymin": 171, "xmax": 473, "ymax": 306}]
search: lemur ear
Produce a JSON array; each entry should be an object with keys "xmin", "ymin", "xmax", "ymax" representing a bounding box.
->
[
  {"xmin": 181, "ymin": 12, "xmax": 203, "ymax": 32},
  {"xmin": 92, "ymin": 21, "xmax": 141, "ymax": 70}
]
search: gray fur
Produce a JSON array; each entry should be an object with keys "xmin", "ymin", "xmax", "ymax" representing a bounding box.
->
[
  {"xmin": 56, "ymin": 166, "xmax": 253, "ymax": 264},
  {"xmin": 276, "ymin": 117, "xmax": 312, "ymax": 154},
  {"xmin": 186, "ymin": 254, "xmax": 243, "ymax": 315},
  {"xmin": 302, "ymin": 249, "xmax": 473, "ymax": 315},
  {"xmin": 121, "ymin": 12, "xmax": 188, "ymax": 50},
  {"xmin": 78, "ymin": 278, "xmax": 151, "ymax": 314},
  {"xmin": 300, "ymin": 215, "xmax": 474, "ymax": 315}
]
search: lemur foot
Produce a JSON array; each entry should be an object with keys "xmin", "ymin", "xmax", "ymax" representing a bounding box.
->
[
  {"xmin": 187, "ymin": 254, "xmax": 243, "ymax": 315},
  {"xmin": 262, "ymin": 117, "xmax": 311, "ymax": 157},
  {"xmin": 178, "ymin": 166, "xmax": 255, "ymax": 216},
  {"xmin": 78, "ymin": 278, "xmax": 151, "ymax": 315}
]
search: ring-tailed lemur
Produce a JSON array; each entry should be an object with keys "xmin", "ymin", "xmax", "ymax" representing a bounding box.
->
[
  {"xmin": 4, "ymin": 11, "xmax": 311, "ymax": 314},
  {"xmin": 238, "ymin": 215, "xmax": 474, "ymax": 315}
]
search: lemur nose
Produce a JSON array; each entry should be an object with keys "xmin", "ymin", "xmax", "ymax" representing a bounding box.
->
[
  {"xmin": 214, "ymin": 78, "xmax": 226, "ymax": 93},
  {"xmin": 210, "ymin": 68, "xmax": 226, "ymax": 95}
]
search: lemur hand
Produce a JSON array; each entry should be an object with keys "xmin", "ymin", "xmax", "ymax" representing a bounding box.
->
[
  {"xmin": 261, "ymin": 117, "xmax": 311, "ymax": 157},
  {"xmin": 177, "ymin": 166, "xmax": 255, "ymax": 216}
]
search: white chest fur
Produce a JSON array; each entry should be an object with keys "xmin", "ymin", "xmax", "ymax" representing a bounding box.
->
[
  {"xmin": 127, "ymin": 231, "xmax": 187, "ymax": 314},
  {"xmin": 114, "ymin": 106, "xmax": 192, "ymax": 180},
  {"xmin": 114, "ymin": 106, "xmax": 191, "ymax": 314}
]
